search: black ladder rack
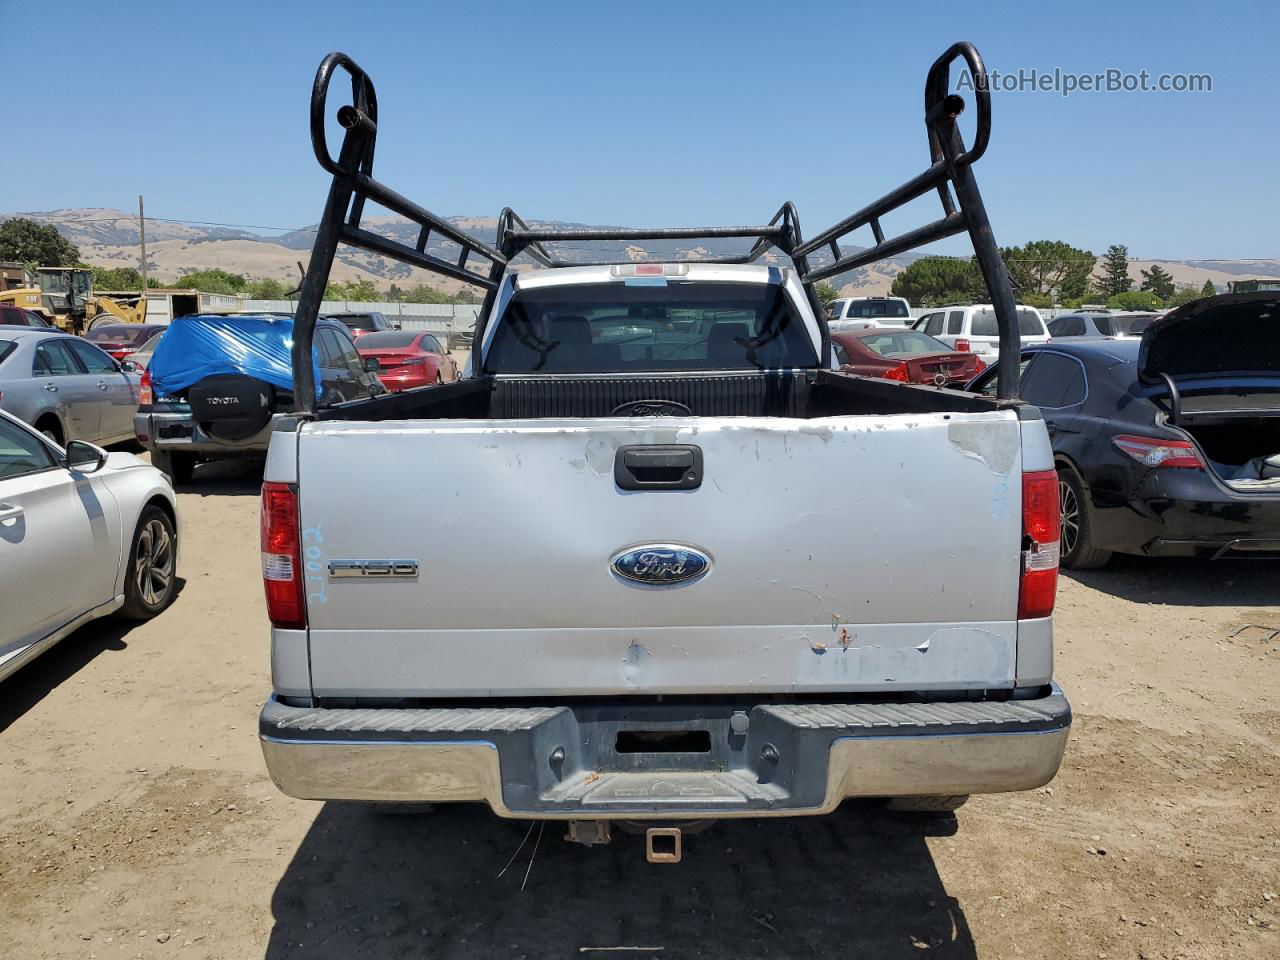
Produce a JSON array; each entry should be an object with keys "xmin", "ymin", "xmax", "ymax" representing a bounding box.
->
[{"xmin": 291, "ymin": 42, "xmax": 1022, "ymax": 412}]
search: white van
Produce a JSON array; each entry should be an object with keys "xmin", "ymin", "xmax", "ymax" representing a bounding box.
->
[
  {"xmin": 827, "ymin": 296, "xmax": 913, "ymax": 331},
  {"xmin": 912, "ymin": 303, "xmax": 1049, "ymax": 359}
]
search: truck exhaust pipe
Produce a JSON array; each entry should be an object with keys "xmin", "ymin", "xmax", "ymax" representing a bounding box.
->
[{"xmin": 645, "ymin": 827, "xmax": 682, "ymax": 864}]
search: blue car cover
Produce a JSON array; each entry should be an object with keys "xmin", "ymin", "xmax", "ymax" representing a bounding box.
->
[{"xmin": 147, "ymin": 314, "xmax": 320, "ymax": 398}]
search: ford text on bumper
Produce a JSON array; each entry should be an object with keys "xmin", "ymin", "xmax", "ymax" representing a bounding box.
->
[{"xmin": 260, "ymin": 687, "xmax": 1071, "ymax": 818}]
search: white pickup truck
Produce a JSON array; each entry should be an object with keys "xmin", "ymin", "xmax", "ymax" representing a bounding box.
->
[{"xmin": 258, "ymin": 44, "xmax": 1070, "ymax": 858}]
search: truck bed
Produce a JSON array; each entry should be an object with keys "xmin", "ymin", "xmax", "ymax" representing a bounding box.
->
[{"xmin": 318, "ymin": 369, "xmax": 997, "ymax": 422}]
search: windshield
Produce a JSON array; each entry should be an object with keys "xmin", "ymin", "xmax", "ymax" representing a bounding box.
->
[
  {"xmin": 0, "ymin": 339, "xmax": 14, "ymax": 364},
  {"xmin": 88, "ymin": 325, "xmax": 148, "ymax": 345},
  {"xmin": 334, "ymin": 314, "xmax": 379, "ymax": 330},
  {"xmin": 357, "ymin": 331, "xmax": 420, "ymax": 349},
  {"xmin": 857, "ymin": 330, "xmax": 955, "ymax": 357},
  {"xmin": 484, "ymin": 282, "xmax": 817, "ymax": 373},
  {"xmin": 1118, "ymin": 314, "xmax": 1157, "ymax": 335},
  {"xmin": 37, "ymin": 270, "xmax": 90, "ymax": 298},
  {"xmin": 845, "ymin": 299, "xmax": 910, "ymax": 319},
  {"xmin": 134, "ymin": 333, "xmax": 163, "ymax": 356},
  {"xmin": 970, "ymin": 308, "xmax": 1045, "ymax": 338}
]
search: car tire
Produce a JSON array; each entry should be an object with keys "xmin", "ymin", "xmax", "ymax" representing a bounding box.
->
[
  {"xmin": 119, "ymin": 505, "xmax": 178, "ymax": 620},
  {"xmin": 150, "ymin": 450, "xmax": 196, "ymax": 485},
  {"xmin": 36, "ymin": 416, "xmax": 63, "ymax": 446},
  {"xmin": 886, "ymin": 795, "xmax": 969, "ymax": 813},
  {"xmin": 1058, "ymin": 467, "xmax": 1112, "ymax": 570}
]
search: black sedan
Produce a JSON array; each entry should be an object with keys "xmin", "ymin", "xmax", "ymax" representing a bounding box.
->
[{"xmin": 968, "ymin": 292, "xmax": 1280, "ymax": 567}]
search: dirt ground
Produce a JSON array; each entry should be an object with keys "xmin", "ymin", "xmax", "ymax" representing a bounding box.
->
[{"xmin": 1, "ymin": 457, "xmax": 1277, "ymax": 960}]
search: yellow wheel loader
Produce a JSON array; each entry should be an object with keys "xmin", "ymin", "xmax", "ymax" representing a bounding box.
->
[{"xmin": 0, "ymin": 267, "xmax": 146, "ymax": 333}]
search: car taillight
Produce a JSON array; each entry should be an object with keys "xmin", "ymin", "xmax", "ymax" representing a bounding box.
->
[
  {"xmin": 1018, "ymin": 469, "xmax": 1060, "ymax": 620},
  {"xmin": 139, "ymin": 370, "xmax": 153, "ymax": 405},
  {"xmin": 971, "ymin": 357, "xmax": 986, "ymax": 373},
  {"xmin": 883, "ymin": 362, "xmax": 910, "ymax": 382},
  {"xmin": 955, "ymin": 339, "xmax": 971, "ymax": 352},
  {"xmin": 261, "ymin": 482, "xmax": 306, "ymax": 628},
  {"xmin": 1112, "ymin": 434, "xmax": 1204, "ymax": 469}
]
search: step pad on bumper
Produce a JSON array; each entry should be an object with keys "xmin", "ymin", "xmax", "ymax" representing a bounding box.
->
[
  {"xmin": 763, "ymin": 698, "xmax": 1062, "ymax": 732},
  {"xmin": 264, "ymin": 704, "xmax": 565, "ymax": 736}
]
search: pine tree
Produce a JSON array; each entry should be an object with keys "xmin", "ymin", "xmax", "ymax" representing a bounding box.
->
[
  {"xmin": 1140, "ymin": 263, "xmax": 1175, "ymax": 301},
  {"xmin": 1100, "ymin": 244, "xmax": 1132, "ymax": 297},
  {"xmin": 1200, "ymin": 279, "xmax": 1216, "ymax": 297}
]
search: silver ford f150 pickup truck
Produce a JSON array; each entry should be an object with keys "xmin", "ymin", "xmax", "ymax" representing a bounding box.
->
[{"xmin": 259, "ymin": 44, "xmax": 1070, "ymax": 857}]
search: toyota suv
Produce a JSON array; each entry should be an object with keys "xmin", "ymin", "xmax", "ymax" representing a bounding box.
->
[{"xmin": 134, "ymin": 313, "xmax": 384, "ymax": 483}]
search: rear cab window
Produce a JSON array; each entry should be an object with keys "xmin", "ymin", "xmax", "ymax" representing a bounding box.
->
[
  {"xmin": 484, "ymin": 282, "xmax": 818, "ymax": 374},
  {"xmin": 846, "ymin": 299, "xmax": 910, "ymax": 319}
]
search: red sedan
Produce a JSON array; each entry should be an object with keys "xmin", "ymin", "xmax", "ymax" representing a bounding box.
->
[
  {"xmin": 355, "ymin": 331, "xmax": 458, "ymax": 390},
  {"xmin": 832, "ymin": 328, "xmax": 984, "ymax": 387}
]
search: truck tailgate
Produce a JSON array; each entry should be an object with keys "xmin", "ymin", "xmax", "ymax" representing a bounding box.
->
[{"xmin": 297, "ymin": 412, "xmax": 1025, "ymax": 696}]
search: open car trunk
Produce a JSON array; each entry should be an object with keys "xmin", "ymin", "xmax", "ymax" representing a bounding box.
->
[
  {"xmin": 1141, "ymin": 293, "xmax": 1280, "ymax": 491},
  {"xmin": 1176, "ymin": 410, "xmax": 1280, "ymax": 490}
]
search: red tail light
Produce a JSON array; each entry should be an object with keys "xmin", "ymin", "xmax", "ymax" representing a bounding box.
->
[
  {"xmin": 261, "ymin": 482, "xmax": 306, "ymax": 628},
  {"xmin": 955, "ymin": 338, "xmax": 971, "ymax": 352},
  {"xmin": 883, "ymin": 362, "xmax": 911, "ymax": 382},
  {"xmin": 139, "ymin": 369, "xmax": 153, "ymax": 405},
  {"xmin": 1018, "ymin": 470, "xmax": 1060, "ymax": 619},
  {"xmin": 1112, "ymin": 435, "xmax": 1203, "ymax": 469}
]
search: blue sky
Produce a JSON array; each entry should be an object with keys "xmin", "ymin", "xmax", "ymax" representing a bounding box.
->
[{"xmin": 7, "ymin": 0, "xmax": 1278, "ymax": 259}]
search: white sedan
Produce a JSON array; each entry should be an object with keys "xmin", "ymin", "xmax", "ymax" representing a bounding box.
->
[{"xmin": 0, "ymin": 409, "xmax": 179, "ymax": 682}]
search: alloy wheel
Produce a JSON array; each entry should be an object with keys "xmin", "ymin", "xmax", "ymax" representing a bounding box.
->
[
  {"xmin": 1059, "ymin": 478, "xmax": 1080, "ymax": 558},
  {"xmin": 135, "ymin": 518, "xmax": 174, "ymax": 608}
]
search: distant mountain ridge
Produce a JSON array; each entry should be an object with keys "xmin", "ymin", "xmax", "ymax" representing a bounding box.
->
[{"xmin": 5, "ymin": 208, "xmax": 1278, "ymax": 298}]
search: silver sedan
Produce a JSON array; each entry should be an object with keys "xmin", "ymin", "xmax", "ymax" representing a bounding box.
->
[{"xmin": 0, "ymin": 329, "xmax": 143, "ymax": 447}]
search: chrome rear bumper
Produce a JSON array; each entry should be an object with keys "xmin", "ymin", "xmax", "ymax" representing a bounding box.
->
[{"xmin": 260, "ymin": 688, "xmax": 1070, "ymax": 819}]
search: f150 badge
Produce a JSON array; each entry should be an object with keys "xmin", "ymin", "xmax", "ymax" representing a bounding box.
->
[
  {"xmin": 611, "ymin": 544, "xmax": 710, "ymax": 585},
  {"xmin": 328, "ymin": 559, "xmax": 419, "ymax": 579}
]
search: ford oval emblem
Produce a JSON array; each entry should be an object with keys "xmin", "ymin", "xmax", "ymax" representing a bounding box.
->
[{"xmin": 611, "ymin": 544, "xmax": 711, "ymax": 586}]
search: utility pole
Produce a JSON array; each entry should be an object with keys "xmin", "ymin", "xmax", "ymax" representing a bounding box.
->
[{"xmin": 138, "ymin": 195, "xmax": 148, "ymax": 290}]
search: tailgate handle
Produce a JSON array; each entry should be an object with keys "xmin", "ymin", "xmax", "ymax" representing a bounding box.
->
[{"xmin": 615, "ymin": 444, "xmax": 702, "ymax": 490}]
